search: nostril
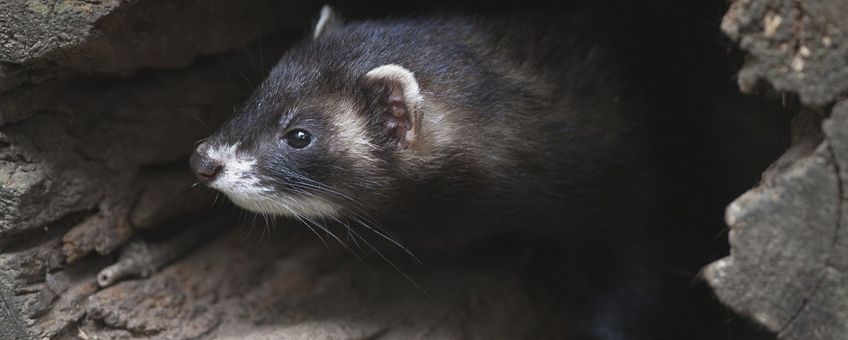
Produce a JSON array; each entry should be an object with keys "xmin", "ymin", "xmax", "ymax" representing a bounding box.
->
[
  {"xmin": 189, "ymin": 151, "xmax": 223, "ymax": 182},
  {"xmin": 199, "ymin": 164, "xmax": 222, "ymax": 180}
]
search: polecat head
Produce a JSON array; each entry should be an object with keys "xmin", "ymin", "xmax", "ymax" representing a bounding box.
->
[{"xmin": 189, "ymin": 6, "xmax": 426, "ymax": 219}]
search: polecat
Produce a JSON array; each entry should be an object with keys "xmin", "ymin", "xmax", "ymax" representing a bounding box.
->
[{"xmin": 190, "ymin": 6, "xmax": 659, "ymax": 339}]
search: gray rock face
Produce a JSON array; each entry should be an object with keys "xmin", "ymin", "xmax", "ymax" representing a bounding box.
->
[
  {"xmin": 0, "ymin": 0, "xmax": 309, "ymax": 97},
  {"xmin": 0, "ymin": 1, "xmax": 312, "ymax": 338},
  {"xmin": 706, "ymin": 105, "xmax": 848, "ymax": 338},
  {"xmin": 722, "ymin": 0, "xmax": 848, "ymax": 107},
  {"xmin": 705, "ymin": 0, "xmax": 848, "ymax": 339}
]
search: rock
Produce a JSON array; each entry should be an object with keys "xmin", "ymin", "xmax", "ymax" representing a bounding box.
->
[
  {"xmin": 722, "ymin": 0, "xmax": 848, "ymax": 107},
  {"xmin": 705, "ymin": 0, "xmax": 848, "ymax": 338},
  {"xmin": 0, "ymin": 0, "xmax": 314, "ymax": 95},
  {"xmin": 705, "ymin": 102, "xmax": 848, "ymax": 340}
]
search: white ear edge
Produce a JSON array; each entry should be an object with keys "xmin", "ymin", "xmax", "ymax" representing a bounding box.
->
[
  {"xmin": 313, "ymin": 5, "xmax": 334, "ymax": 39},
  {"xmin": 365, "ymin": 64, "xmax": 423, "ymax": 107}
]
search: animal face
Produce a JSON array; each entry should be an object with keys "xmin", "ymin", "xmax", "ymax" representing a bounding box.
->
[{"xmin": 190, "ymin": 8, "xmax": 425, "ymax": 219}]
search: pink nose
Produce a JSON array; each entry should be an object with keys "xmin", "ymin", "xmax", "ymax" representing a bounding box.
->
[{"xmin": 189, "ymin": 145, "xmax": 222, "ymax": 182}]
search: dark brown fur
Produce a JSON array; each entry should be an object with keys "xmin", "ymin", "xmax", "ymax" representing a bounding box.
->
[{"xmin": 191, "ymin": 7, "xmax": 659, "ymax": 340}]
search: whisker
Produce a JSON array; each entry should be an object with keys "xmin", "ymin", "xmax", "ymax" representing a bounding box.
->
[
  {"xmin": 239, "ymin": 220, "xmax": 256, "ymax": 245},
  {"xmin": 345, "ymin": 224, "xmax": 429, "ymax": 297},
  {"xmin": 279, "ymin": 202, "xmax": 328, "ymax": 248},
  {"xmin": 307, "ymin": 215, "xmax": 376, "ymax": 277},
  {"xmin": 181, "ymin": 109, "xmax": 210, "ymax": 129},
  {"xmin": 329, "ymin": 215, "xmax": 364, "ymax": 253},
  {"xmin": 281, "ymin": 172, "xmax": 419, "ymax": 264},
  {"xmin": 299, "ymin": 214, "xmax": 374, "ymax": 273},
  {"xmin": 345, "ymin": 211, "xmax": 421, "ymax": 265},
  {"xmin": 235, "ymin": 37, "xmax": 261, "ymax": 82},
  {"xmin": 210, "ymin": 174, "xmax": 423, "ymax": 293},
  {"xmin": 194, "ymin": 137, "xmax": 209, "ymax": 148},
  {"xmin": 259, "ymin": 212, "xmax": 273, "ymax": 246}
]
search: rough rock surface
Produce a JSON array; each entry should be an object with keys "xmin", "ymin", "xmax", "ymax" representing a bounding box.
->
[
  {"xmin": 721, "ymin": 0, "xmax": 848, "ymax": 107},
  {"xmin": 0, "ymin": 0, "xmax": 315, "ymax": 338},
  {"xmin": 0, "ymin": 0, "xmax": 312, "ymax": 98},
  {"xmin": 705, "ymin": 0, "xmax": 848, "ymax": 339}
]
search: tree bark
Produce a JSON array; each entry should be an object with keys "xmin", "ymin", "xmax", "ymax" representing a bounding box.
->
[{"xmin": 705, "ymin": 1, "xmax": 848, "ymax": 339}]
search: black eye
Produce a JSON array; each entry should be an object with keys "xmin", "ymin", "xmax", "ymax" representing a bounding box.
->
[{"xmin": 284, "ymin": 129, "xmax": 312, "ymax": 149}]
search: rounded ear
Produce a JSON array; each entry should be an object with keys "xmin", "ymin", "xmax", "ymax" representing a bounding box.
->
[
  {"xmin": 313, "ymin": 5, "xmax": 342, "ymax": 39},
  {"xmin": 364, "ymin": 64, "xmax": 423, "ymax": 147}
]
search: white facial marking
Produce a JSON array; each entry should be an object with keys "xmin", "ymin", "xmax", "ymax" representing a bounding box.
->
[
  {"xmin": 331, "ymin": 102, "xmax": 380, "ymax": 166},
  {"xmin": 419, "ymin": 101, "xmax": 457, "ymax": 148},
  {"xmin": 204, "ymin": 142, "xmax": 263, "ymax": 202},
  {"xmin": 202, "ymin": 142, "xmax": 339, "ymax": 218}
]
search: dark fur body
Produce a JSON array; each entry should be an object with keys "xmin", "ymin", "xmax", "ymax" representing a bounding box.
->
[
  {"xmin": 218, "ymin": 14, "xmax": 650, "ymax": 215},
  {"xmin": 196, "ymin": 9, "xmax": 660, "ymax": 340}
]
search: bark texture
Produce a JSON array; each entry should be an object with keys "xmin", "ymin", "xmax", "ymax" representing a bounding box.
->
[{"xmin": 705, "ymin": 0, "xmax": 848, "ymax": 339}]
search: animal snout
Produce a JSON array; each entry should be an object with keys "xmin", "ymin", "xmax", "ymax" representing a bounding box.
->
[{"xmin": 189, "ymin": 144, "xmax": 222, "ymax": 182}]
